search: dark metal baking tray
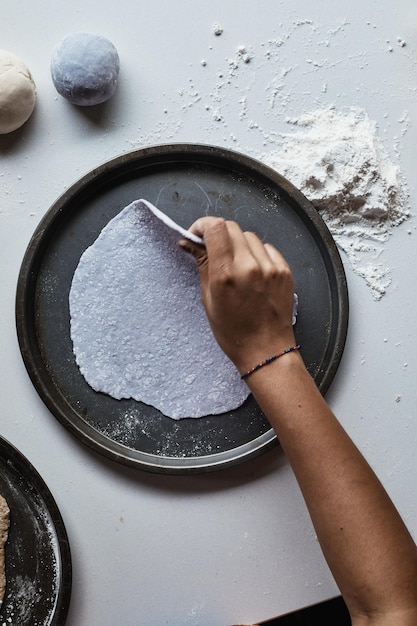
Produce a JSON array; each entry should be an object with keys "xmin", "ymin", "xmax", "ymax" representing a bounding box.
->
[
  {"xmin": 16, "ymin": 144, "xmax": 348, "ymax": 474},
  {"xmin": 0, "ymin": 435, "xmax": 71, "ymax": 625}
]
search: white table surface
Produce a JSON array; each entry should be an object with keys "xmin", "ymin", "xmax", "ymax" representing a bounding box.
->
[{"xmin": 1, "ymin": 1, "xmax": 416, "ymax": 624}]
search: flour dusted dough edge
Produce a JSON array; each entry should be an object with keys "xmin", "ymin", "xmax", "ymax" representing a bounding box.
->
[{"xmin": 0, "ymin": 494, "xmax": 10, "ymax": 608}]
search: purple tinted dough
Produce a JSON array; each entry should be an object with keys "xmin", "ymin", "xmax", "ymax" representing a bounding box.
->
[{"xmin": 51, "ymin": 32, "xmax": 120, "ymax": 106}]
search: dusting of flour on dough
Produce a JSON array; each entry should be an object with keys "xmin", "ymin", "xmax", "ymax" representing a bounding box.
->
[{"xmin": 261, "ymin": 106, "xmax": 409, "ymax": 299}]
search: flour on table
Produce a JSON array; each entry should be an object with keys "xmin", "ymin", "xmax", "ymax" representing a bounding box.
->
[
  {"xmin": 261, "ymin": 106, "xmax": 409, "ymax": 299},
  {"xmin": 69, "ymin": 200, "xmax": 250, "ymax": 419}
]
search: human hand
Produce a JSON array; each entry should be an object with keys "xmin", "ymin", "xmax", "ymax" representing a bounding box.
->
[{"xmin": 179, "ymin": 217, "xmax": 296, "ymax": 375}]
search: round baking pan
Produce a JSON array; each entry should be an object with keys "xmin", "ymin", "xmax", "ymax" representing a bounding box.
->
[
  {"xmin": 16, "ymin": 144, "xmax": 348, "ymax": 473},
  {"xmin": 0, "ymin": 435, "xmax": 71, "ymax": 625}
]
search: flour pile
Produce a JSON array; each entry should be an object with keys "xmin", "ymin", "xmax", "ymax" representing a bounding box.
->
[{"xmin": 261, "ymin": 106, "xmax": 409, "ymax": 299}]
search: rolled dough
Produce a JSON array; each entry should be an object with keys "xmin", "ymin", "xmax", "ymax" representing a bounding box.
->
[
  {"xmin": 69, "ymin": 200, "xmax": 250, "ymax": 419},
  {"xmin": 0, "ymin": 494, "xmax": 10, "ymax": 608}
]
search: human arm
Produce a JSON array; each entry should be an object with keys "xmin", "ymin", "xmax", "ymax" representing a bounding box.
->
[{"xmin": 179, "ymin": 217, "xmax": 417, "ymax": 625}]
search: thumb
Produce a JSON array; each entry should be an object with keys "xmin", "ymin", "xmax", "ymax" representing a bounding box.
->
[
  {"xmin": 178, "ymin": 238, "xmax": 209, "ymax": 290},
  {"xmin": 178, "ymin": 237, "xmax": 206, "ymax": 260}
]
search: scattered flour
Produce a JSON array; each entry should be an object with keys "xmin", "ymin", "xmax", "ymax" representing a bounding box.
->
[
  {"xmin": 125, "ymin": 17, "xmax": 412, "ymax": 300},
  {"xmin": 261, "ymin": 106, "xmax": 409, "ymax": 299}
]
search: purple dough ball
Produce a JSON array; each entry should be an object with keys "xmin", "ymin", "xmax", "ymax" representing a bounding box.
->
[{"xmin": 51, "ymin": 32, "xmax": 120, "ymax": 106}]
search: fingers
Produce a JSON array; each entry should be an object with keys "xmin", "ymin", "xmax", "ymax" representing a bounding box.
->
[
  {"xmin": 177, "ymin": 238, "xmax": 205, "ymax": 258},
  {"xmin": 187, "ymin": 216, "xmax": 224, "ymax": 239},
  {"xmin": 179, "ymin": 217, "xmax": 227, "ymax": 261},
  {"xmin": 264, "ymin": 241, "xmax": 287, "ymax": 265},
  {"xmin": 180, "ymin": 215, "xmax": 291, "ymax": 280},
  {"xmin": 188, "ymin": 217, "xmax": 255, "ymax": 266},
  {"xmin": 243, "ymin": 231, "xmax": 275, "ymax": 268},
  {"xmin": 181, "ymin": 217, "xmax": 235, "ymax": 279}
]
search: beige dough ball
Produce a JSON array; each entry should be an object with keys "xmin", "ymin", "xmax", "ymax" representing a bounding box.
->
[{"xmin": 0, "ymin": 50, "xmax": 37, "ymax": 134}]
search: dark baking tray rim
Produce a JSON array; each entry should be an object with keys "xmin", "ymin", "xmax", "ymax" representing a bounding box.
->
[
  {"xmin": 15, "ymin": 143, "xmax": 349, "ymax": 474},
  {"xmin": 0, "ymin": 435, "xmax": 72, "ymax": 625}
]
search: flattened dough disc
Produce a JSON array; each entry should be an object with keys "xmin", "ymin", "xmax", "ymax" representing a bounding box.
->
[{"xmin": 69, "ymin": 199, "xmax": 249, "ymax": 419}]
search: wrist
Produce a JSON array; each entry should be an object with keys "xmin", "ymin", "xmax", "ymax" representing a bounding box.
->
[
  {"xmin": 239, "ymin": 344, "xmax": 302, "ymax": 380},
  {"xmin": 241, "ymin": 347, "xmax": 307, "ymax": 391},
  {"xmin": 229, "ymin": 332, "xmax": 298, "ymax": 376}
]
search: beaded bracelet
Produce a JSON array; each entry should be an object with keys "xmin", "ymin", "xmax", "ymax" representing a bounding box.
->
[{"xmin": 240, "ymin": 344, "xmax": 301, "ymax": 380}]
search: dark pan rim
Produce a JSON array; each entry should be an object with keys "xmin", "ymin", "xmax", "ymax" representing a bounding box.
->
[
  {"xmin": 0, "ymin": 434, "xmax": 72, "ymax": 624},
  {"xmin": 15, "ymin": 143, "xmax": 349, "ymax": 474}
]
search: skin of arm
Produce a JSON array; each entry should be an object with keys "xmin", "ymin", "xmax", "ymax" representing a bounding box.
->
[{"xmin": 179, "ymin": 217, "xmax": 417, "ymax": 626}]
